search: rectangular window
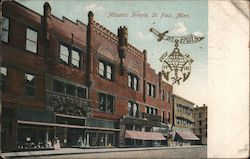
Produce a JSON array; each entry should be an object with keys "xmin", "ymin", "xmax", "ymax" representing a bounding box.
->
[
  {"xmin": 147, "ymin": 83, "xmax": 150, "ymax": 96},
  {"xmin": 147, "ymin": 82, "xmax": 156, "ymax": 97},
  {"xmin": 162, "ymin": 110, "xmax": 165, "ymax": 123},
  {"xmin": 199, "ymin": 112, "xmax": 202, "ymax": 118},
  {"xmin": 128, "ymin": 73, "xmax": 139, "ymax": 91},
  {"xmin": 199, "ymin": 120, "xmax": 202, "ymax": 126},
  {"xmin": 1, "ymin": 16, "xmax": 9, "ymax": 42},
  {"xmin": 71, "ymin": 50, "xmax": 80, "ymax": 67},
  {"xmin": 162, "ymin": 89, "xmax": 164, "ymax": 101},
  {"xmin": 168, "ymin": 112, "xmax": 171, "ymax": 123},
  {"xmin": 77, "ymin": 87, "xmax": 87, "ymax": 99},
  {"xmin": 25, "ymin": 73, "xmax": 36, "ymax": 97},
  {"xmin": 128, "ymin": 101, "xmax": 138, "ymax": 117},
  {"xmin": 59, "ymin": 44, "xmax": 82, "ymax": 68},
  {"xmin": 98, "ymin": 61, "xmax": 113, "ymax": 81},
  {"xmin": 99, "ymin": 61, "xmax": 105, "ymax": 76},
  {"xmin": 107, "ymin": 95, "xmax": 114, "ymax": 113},
  {"xmin": 0, "ymin": 67, "xmax": 7, "ymax": 92},
  {"xmin": 99, "ymin": 93, "xmax": 114, "ymax": 113},
  {"xmin": 166, "ymin": 91, "xmax": 169, "ymax": 102},
  {"xmin": 26, "ymin": 28, "xmax": 37, "ymax": 53},
  {"xmin": 106, "ymin": 65, "xmax": 112, "ymax": 80},
  {"xmin": 65, "ymin": 84, "xmax": 75, "ymax": 96},
  {"xmin": 54, "ymin": 80, "xmax": 65, "ymax": 93},
  {"xmin": 60, "ymin": 44, "xmax": 69, "ymax": 64}
]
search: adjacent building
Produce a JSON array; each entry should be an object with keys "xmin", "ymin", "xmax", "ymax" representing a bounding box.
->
[
  {"xmin": 171, "ymin": 94, "xmax": 199, "ymax": 146},
  {"xmin": 193, "ymin": 104, "xmax": 207, "ymax": 145},
  {"xmin": 1, "ymin": 1, "xmax": 173, "ymax": 152}
]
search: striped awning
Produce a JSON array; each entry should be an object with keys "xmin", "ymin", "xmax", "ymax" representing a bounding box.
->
[
  {"xmin": 125, "ymin": 130, "xmax": 166, "ymax": 140},
  {"xmin": 176, "ymin": 131, "xmax": 200, "ymax": 140}
]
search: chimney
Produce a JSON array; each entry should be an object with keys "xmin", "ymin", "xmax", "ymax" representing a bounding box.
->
[{"xmin": 117, "ymin": 26, "xmax": 128, "ymax": 75}]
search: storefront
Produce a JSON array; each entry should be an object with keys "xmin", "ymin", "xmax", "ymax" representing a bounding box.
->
[
  {"xmin": 121, "ymin": 116, "xmax": 167, "ymax": 147},
  {"xmin": 16, "ymin": 109, "xmax": 56, "ymax": 151},
  {"xmin": 124, "ymin": 130, "xmax": 165, "ymax": 147},
  {"xmin": 173, "ymin": 131, "xmax": 200, "ymax": 146}
]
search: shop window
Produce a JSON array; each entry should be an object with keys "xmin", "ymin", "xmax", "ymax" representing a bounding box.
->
[
  {"xmin": 25, "ymin": 73, "xmax": 36, "ymax": 97},
  {"xmin": 128, "ymin": 101, "xmax": 138, "ymax": 117},
  {"xmin": 77, "ymin": 87, "xmax": 87, "ymax": 99},
  {"xmin": 59, "ymin": 44, "xmax": 81, "ymax": 68},
  {"xmin": 107, "ymin": 134, "xmax": 114, "ymax": 147},
  {"xmin": 99, "ymin": 93, "xmax": 114, "ymax": 113},
  {"xmin": 0, "ymin": 67, "xmax": 7, "ymax": 92},
  {"xmin": 98, "ymin": 133, "xmax": 105, "ymax": 146},
  {"xmin": 1, "ymin": 16, "xmax": 9, "ymax": 43},
  {"xmin": 98, "ymin": 61, "xmax": 113, "ymax": 81},
  {"xmin": 66, "ymin": 84, "xmax": 75, "ymax": 95},
  {"xmin": 54, "ymin": 80, "xmax": 64, "ymax": 93},
  {"xmin": 26, "ymin": 28, "xmax": 37, "ymax": 53},
  {"xmin": 89, "ymin": 132, "xmax": 97, "ymax": 146},
  {"xmin": 128, "ymin": 73, "xmax": 139, "ymax": 91},
  {"xmin": 147, "ymin": 82, "xmax": 156, "ymax": 97}
]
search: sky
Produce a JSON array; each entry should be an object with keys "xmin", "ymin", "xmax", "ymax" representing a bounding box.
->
[{"xmin": 17, "ymin": 0, "xmax": 208, "ymax": 107}]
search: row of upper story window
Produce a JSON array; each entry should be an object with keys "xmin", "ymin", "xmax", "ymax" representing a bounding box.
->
[
  {"xmin": 2, "ymin": 17, "xmax": 38, "ymax": 54},
  {"xmin": 1, "ymin": 16, "xmax": 171, "ymax": 100},
  {"xmin": 176, "ymin": 104, "xmax": 193, "ymax": 115},
  {"xmin": 2, "ymin": 17, "xmax": 82, "ymax": 68},
  {"xmin": 1, "ymin": 66, "xmax": 36, "ymax": 97},
  {"xmin": 176, "ymin": 117, "xmax": 193, "ymax": 127}
]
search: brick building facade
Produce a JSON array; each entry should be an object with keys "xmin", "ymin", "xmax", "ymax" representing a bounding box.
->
[
  {"xmin": 1, "ymin": 1, "xmax": 173, "ymax": 152},
  {"xmin": 193, "ymin": 104, "xmax": 207, "ymax": 145}
]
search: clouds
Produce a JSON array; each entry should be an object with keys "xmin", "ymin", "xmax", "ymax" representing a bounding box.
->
[
  {"xmin": 169, "ymin": 22, "xmax": 205, "ymax": 38},
  {"xmin": 135, "ymin": 31, "xmax": 153, "ymax": 40},
  {"xmin": 170, "ymin": 22, "xmax": 188, "ymax": 35},
  {"xmin": 193, "ymin": 31, "xmax": 205, "ymax": 37},
  {"xmin": 85, "ymin": 4, "xmax": 104, "ymax": 11}
]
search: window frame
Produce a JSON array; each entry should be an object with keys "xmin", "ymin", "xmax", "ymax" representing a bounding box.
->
[
  {"xmin": 147, "ymin": 82, "xmax": 156, "ymax": 97},
  {"xmin": 128, "ymin": 73, "xmax": 139, "ymax": 91},
  {"xmin": 99, "ymin": 93, "xmax": 114, "ymax": 113},
  {"xmin": 1, "ymin": 16, "xmax": 9, "ymax": 43},
  {"xmin": 98, "ymin": 60, "xmax": 114, "ymax": 81},
  {"xmin": 26, "ymin": 28, "xmax": 38, "ymax": 54},
  {"xmin": 0, "ymin": 66, "xmax": 7, "ymax": 92},
  {"xmin": 53, "ymin": 79, "xmax": 88, "ymax": 99},
  {"xmin": 128, "ymin": 101, "xmax": 139, "ymax": 117},
  {"xmin": 59, "ymin": 42, "xmax": 82, "ymax": 69},
  {"xmin": 24, "ymin": 73, "xmax": 36, "ymax": 98}
]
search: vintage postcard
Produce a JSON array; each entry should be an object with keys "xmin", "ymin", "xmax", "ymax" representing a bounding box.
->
[{"xmin": 0, "ymin": 0, "xmax": 249, "ymax": 158}]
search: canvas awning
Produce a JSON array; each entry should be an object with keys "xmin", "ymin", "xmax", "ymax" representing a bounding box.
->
[
  {"xmin": 176, "ymin": 131, "xmax": 200, "ymax": 140},
  {"xmin": 125, "ymin": 130, "xmax": 166, "ymax": 140}
]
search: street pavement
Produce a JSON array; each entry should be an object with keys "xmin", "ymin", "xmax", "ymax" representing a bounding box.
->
[{"xmin": 29, "ymin": 146, "xmax": 207, "ymax": 159}]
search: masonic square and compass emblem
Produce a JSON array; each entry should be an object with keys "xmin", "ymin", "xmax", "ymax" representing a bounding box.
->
[{"xmin": 150, "ymin": 28, "xmax": 205, "ymax": 85}]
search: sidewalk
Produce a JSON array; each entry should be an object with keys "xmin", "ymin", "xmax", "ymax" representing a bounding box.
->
[{"xmin": 1, "ymin": 146, "xmax": 206, "ymax": 158}]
